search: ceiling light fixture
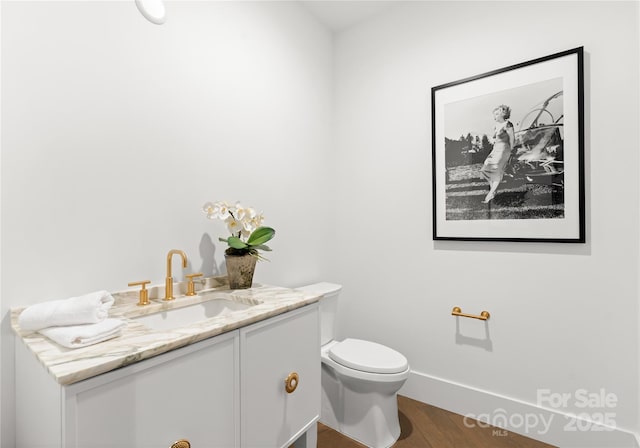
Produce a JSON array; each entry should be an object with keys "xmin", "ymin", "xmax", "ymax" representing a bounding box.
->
[{"xmin": 135, "ymin": 0, "xmax": 167, "ymax": 25}]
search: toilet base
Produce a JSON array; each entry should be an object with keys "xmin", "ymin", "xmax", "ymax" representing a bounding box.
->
[{"xmin": 320, "ymin": 363, "xmax": 405, "ymax": 448}]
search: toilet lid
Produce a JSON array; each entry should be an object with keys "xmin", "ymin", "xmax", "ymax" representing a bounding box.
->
[{"xmin": 328, "ymin": 338, "xmax": 408, "ymax": 374}]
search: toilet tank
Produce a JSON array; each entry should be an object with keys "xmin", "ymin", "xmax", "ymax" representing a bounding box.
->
[{"xmin": 298, "ymin": 282, "xmax": 342, "ymax": 346}]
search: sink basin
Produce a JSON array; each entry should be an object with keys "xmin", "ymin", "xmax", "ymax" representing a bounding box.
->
[{"xmin": 133, "ymin": 296, "xmax": 256, "ymax": 331}]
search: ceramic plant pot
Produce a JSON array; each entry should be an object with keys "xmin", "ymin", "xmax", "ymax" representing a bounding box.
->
[{"xmin": 224, "ymin": 253, "xmax": 257, "ymax": 289}]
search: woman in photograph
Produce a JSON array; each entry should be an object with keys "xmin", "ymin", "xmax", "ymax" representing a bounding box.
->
[{"xmin": 480, "ymin": 104, "xmax": 516, "ymax": 203}]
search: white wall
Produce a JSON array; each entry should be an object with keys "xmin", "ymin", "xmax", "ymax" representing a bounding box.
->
[
  {"xmin": 0, "ymin": 1, "xmax": 333, "ymax": 445},
  {"xmin": 332, "ymin": 1, "xmax": 640, "ymax": 446},
  {"xmin": 638, "ymin": 0, "xmax": 640, "ymax": 439},
  {"xmin": 0, "ymin": 1, "xmax": 4, "ymax": 444}
]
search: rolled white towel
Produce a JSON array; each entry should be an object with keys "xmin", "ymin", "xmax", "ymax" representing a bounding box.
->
[
  {"xmin": 39, "ymin": 319, "xmax": 127, "ymax": 349},
  {"xmin": 18, "ymin": 290, "xmax": 115, "ymax": 331}
]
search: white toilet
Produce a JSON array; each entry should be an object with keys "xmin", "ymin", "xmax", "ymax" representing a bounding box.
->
[{"xmin": 299, "ymin": 283, "xmax": 410, "ymax": 448}]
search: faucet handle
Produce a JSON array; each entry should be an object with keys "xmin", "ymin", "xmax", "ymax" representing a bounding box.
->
[
  {"xmin": 128, "ymin": 280, "xmax": 151, "ymax": 306},
  {"xmin": 186, "ymin": 273, "xmax": 204, "ymax": 296}
]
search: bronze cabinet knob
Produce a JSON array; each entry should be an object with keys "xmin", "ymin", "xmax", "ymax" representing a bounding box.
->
[{"xmin": 285, "ymin": 372, "xmax": 299, "ymax": 393}]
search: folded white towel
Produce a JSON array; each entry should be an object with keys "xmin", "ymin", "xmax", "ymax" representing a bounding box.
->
[
  {"xmin": 39, "ymin": 319, "xmax": 127, "ymax": 349},
  {"xmin": 18, "ymin": 290, "xmax": 115, "ymax": 331}
]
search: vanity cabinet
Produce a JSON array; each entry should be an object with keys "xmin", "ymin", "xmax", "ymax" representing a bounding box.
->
[
  {"xmin": 15, "ymin": 303, "xmax": 320, "ymax": 448},
  {"xmin": 240, "ymin": 303, "xmax": 320, "ymax": 448}
]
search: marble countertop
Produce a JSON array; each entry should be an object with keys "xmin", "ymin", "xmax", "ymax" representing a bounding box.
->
[{"xmin": 11, "ymin": 278, "xmax": 320, "ymax": 385}]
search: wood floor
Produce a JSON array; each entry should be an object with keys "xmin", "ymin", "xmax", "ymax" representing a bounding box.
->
[{"xmin": 317, "ymin": 395, "xmax": 557, "ymax": 448}]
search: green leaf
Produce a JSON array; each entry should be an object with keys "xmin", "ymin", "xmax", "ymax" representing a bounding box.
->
[
  {"xmin": 247, "ymin": 226, "xmax": 275, "ymax": 246},
  {"xmin": 227, "ymin": 236, "xmax": 249, "ymax": 249},
  {"xmin": 253, "ymin": 244, "xmax": 272, "ymax": 252}
]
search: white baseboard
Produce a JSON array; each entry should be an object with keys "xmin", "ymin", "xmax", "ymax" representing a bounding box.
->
[{"xmin": 399, "ymin": 370, "xmax": 639, "ymax": 448}]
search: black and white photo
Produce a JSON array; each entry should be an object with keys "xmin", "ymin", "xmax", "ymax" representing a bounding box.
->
[{"xmin": 432, "ymin": 47, "xmax": 585, "ymax": 242}]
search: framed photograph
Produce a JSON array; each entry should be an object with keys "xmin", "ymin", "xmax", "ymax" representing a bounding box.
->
[{"xmin": 432, "ymin": 47, "xmax": 585, "ymax": 243}]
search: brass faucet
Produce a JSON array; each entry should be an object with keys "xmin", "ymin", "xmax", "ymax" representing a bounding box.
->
[{"xmin": 165, "ymin": 249, "xmax": 188, "ymax": 301}]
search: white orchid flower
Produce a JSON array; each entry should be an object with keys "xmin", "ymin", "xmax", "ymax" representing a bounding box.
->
[
  {"xmin": 245, "ymin": 207, "xmax": 257, "ymax": 220},
  {"xmin": 251, "ymin": 213, "xmax": 265, "ymax": 229},
  {"xmin": 213, "ymin": 201, "xmax": 231, "ymax": 220},
  {"xmin": 234, "ymin": 202, "xmax": 256, "ymax": 222},
  {"xmin": 242, "ymin": 219, "xmax": 256, "ymax": 235},
  {"xmin": 202, "ymin": 201, "xmax": 216, "ymax": 219},
  {"xmin": 225, "ymin": 216, "xmax": 243, "ymax": 236}
]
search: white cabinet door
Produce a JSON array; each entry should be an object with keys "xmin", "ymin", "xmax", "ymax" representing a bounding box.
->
[
  {"xmin": 65, "ymin": 331, "xmax": 240, "ymax": 448},
  {"xmin": 240, "ymin": 304, "xmax": 320, "ymax": 448}
]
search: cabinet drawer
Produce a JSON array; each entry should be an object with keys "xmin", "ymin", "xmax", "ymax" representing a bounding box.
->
[
  {"xmin": 65, "ymin": 331, "xmax": 240, "ymax": 448},
  {"xmin": 240, "ymin": 304, "xmax": 320, "ymax": 448}
]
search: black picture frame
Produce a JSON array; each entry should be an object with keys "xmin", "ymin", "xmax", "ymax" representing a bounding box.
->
[{"xmin": 432, "ymin": 47, "xmax": 585, "ymax": 243}]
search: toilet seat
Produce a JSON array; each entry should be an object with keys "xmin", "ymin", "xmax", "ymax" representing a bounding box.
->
[{"xmin": 328, "ymin": 338, "xmax": 409, "ymax": 374}]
